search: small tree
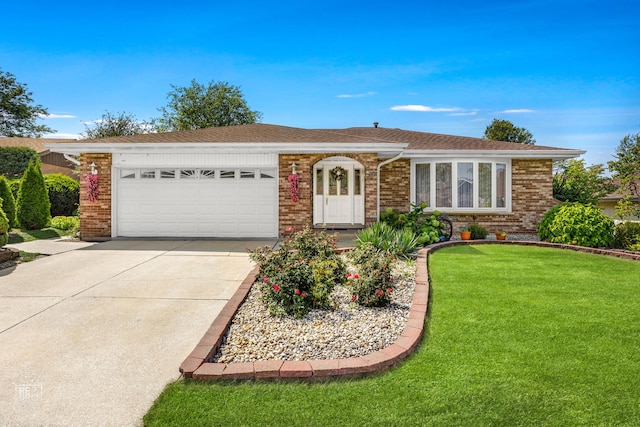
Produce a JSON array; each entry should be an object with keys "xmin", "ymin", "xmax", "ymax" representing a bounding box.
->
[
  {"xmin": 553, "ymin": 159, "xmax": 615, "ymax": 204},
  {"xmin": 484, "ymin": 118, "xmax": 536, "ymax": 145},
  {"xmin": 0, "ymin": 205, "xmax": 9, "ymax": 247},
  {"xmin": 0, "ymin": 68, "xmax": 54, "ymax": 137},
  {"xmin": 153, "ymin": 79, "xmax": 263, "ymax": 132},
  {"xmin": 0, "ymin": 176, "xmax": 17, "ymax": 228},
  {"xmin": 81, "ymin": 111, "xmax": 149, "ymax": 139},
  {"xmin": 16, "ymin": 160, "xmax": 51, "ymax": 229},
  {"xmin": 608, "ymin": 132, "xmax": 640, "ymax": 219}
]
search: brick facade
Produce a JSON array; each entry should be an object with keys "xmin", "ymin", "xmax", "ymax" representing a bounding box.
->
[
  {"xmin": 79, "ymin": 153, "xmax": 112, "ymax": 240},
  {"xmin": 379, "ymin": 159, "xmax": 410, "ymax": 213}
]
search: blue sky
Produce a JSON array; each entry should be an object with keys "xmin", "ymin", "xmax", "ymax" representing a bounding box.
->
[{"xmin": 2, "ymin": 0, "xmax": 638, "ymax": 166}]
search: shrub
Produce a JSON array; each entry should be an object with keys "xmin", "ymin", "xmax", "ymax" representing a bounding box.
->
[
  {"xmin": 51, "ymin": 216, "xmax": 80, "ymax": 233},
  {"xmin": 0, "ymin": 176, "xmax": 17, "ymax": 228},
  {"xmin": 346, "ymin": 243, "xmax": 395, "ymax": 307},
  {"xmin": 468, "ymin": 223, "xmax": 488, "ymax": 240},
  {"xmin": 537, "ymin": 203, "xmax": 569, "ymax": 241},
  {"xmin": 44, "ymin": 174, "xmax": 79, "ymax": 216},
  {"xmin": 0, "ymin": 205, "xmax": 8, "ymax": 247},
  {"xmin": 356, "ymin": 222, "xmax": 420, "ymax": 258},
  {"xmin": 16, "ymin": 160, "xmax": 51, "ymax": 230},
  {"xmin": 380, "ymin": 202, "xmax": 444, "ymax": 245},
  {"xmin": 613, "ymin": 222, "xmax": 640, "ymax": 250},
  {"xmin": 249, "ymin": 227, "xmax": 346, "ymax": 317},
  {"xmin": 9, "ymin": 179, "xmax": 20, "ymax": 200},
  {"xmin": 0, "ymin": 147, "xmax": 39, "ymax": 178},
  {"xmin": 539, "ymin": 203, "xmax": 614, "ymax": 248}
]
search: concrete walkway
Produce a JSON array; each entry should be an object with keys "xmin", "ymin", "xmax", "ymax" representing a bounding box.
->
[{"xmin": 0, "ymin": 239, "xmax": 277, "ymax": 427}]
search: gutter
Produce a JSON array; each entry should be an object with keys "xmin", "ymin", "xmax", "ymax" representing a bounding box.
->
[
  {"xmin": 377, "ymin": 151, "xmax": 405, "ymax": 220},
  {"xmin": 63, "ymin": 153, "xmax": 81, "ymax": 166}
]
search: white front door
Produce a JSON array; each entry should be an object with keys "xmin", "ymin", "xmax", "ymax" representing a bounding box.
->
[{"xmin": 313, "ymin": 158, "xmax": 365, "ymax": 226}]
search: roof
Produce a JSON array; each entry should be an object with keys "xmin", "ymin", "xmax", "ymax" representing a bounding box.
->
[
  {"xmin": 600, "ymin": 179, "xmax": 640, "ymax": 202},
  {"xmin": 0, "ymin": 137, "xmax": 77, "ymax": 154},
  {"xmin": 44, "ymin": 123, "xmax": 585, "ymax": 160}
]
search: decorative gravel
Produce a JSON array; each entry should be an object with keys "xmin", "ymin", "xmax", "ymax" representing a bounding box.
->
[{"xmin": 213, "ymin": 260, "xmax": 416, "ymax": 363}]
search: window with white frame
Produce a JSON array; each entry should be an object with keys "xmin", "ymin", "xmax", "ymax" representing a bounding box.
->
[{"xmin": 412, "ymin": 160, "xmax": 510, "ymax": 211}]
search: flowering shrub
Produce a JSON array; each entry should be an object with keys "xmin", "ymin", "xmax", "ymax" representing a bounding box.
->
[
  {"xmin": 86, "ymin": 174, "xmax": 99, "ymax": 202},
  {"xmin": 249, "ymin": 227, "xmax": 346, "ymax": 317},
  {"xmin": 346, "ymin": 243, "xmax": 395, "ymax": 307}
]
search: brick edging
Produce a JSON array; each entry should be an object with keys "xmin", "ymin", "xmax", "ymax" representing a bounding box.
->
[{"xmin": 180, "ymin": 241, "xmax": 639, "ymax": 381}]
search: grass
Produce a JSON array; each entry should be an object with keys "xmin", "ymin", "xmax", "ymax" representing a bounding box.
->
[
  {"xmin": 144, "ymin": 245, "xmax": 640, "ymax": 426},
  {"xmin": 8, "ymin": 227, "xmax": 72, "ymax": 244}
]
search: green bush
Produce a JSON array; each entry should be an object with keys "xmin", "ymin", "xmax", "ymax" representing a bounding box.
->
[
  {"xmin": 249, "ymin": 227, "xmax": 346, "ymax": 318},
  {"xmin": 44, "ymin": 174, "xmax": 79, "ymax": 216},
  {"xmin": 613, "ymin": 222, "xmax": 640, "ymax": 250},
  {"xmin": 346, "ymin": 243, "xmax": 394, "ymax": 307},
  {"xmin": 0, "ymin": 205, "xmax": 8, "ymax": 247},
  {"xmin": 539, "ymin": 203, "xmax": 614, "ymax": 248},
  {"xmin": 8, "ymin": 179, "xmax": 20, "ymax": 200},
  {"xmin": 468, "ymin": 223, "xmax": 488, "ymax": 240},
  {"xmin": 0, "ymin": 176, "xmax": 17, "ymax": 228},
  {"xmin": 380, "ymin": 202, "xmax": 444, "ymax": 245},
  {"xmin": 0, "ymin": 147, "xmax": 39, "ymax": 178},
  {"xmin": 537, "ymin": 203, "xmax": 569, "ymax": 242},
  {"xmin": 16, "ymin": 160, "xmax": 51, "ymax": 230},
  {"xmin": 51, "ymin": 216, "xmax": 80, "ymax": 233},
  {"xmin": 356, "ymin": 222, "xmax": 420, "ymax": 258}
]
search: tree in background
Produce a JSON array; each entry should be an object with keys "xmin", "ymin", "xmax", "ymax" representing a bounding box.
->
[
  {"xmin": 0, "ymin": 68, "xmax": 54, "ymax": 137},
  {"xmin": 483, "ymin": 118, "xmax": 536, "ymax": 145},
  {"xmin": 153, "ymin": 79, "xmax": 263, "ymax": 132},
  {"xmin": 0, "ymin": 147, "xmax": 39, "ymax": 178},
  {"xmin": 16, "ymin": 160, "xmax": 51, "ymax": 229},
  {"xmin": 81, "ymin": 111, "xmax": 149, "ymax": 139},
  {"xmin": 0, "ymin": 176, "xmax": 17, "ymax": 229},
  {"xmin": 553, "ymin": 159, "xmax": 615, "ymax": 205},
  {"xmin": 608, "ymin": 132, "xmax": 640, "ymax": 219}
]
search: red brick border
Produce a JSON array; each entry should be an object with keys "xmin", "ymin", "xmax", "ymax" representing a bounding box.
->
[{"xmin": 180, "ymin": 241, "xmax": 640, "ymax": 381}]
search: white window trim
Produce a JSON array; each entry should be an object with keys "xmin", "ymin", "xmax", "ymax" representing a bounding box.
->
[{"xmin": 410, "ymin": 158, "xmax": 512, "ymax": 213}]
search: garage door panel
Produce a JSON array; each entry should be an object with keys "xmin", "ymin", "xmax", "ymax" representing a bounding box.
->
[{"xmin": 116, "ymin": 169, "xmax": 277, "ymax": 238}]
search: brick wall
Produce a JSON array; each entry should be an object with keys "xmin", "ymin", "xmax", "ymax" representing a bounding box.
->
[
  {"xmin": 79, "ymin": 153, "xmax": 112, "ymax": 240},
  {"xmin": 380, "ymin": 159, "xmax": 410, "ymax": 213}
]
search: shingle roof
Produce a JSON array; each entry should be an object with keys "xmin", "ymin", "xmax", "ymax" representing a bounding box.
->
[{"xmin": 0, "ymin": 137, "xmax": 77, "ymax": 154}]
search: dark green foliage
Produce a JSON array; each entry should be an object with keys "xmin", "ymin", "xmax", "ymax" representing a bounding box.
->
[
  {"xmin": 346, "ymin": 243, "xmax": 395, "ymax": 307},
  {"xmin": 538, "ymin": 203, "xmax": 614, "ymax": 247},
  {"xmin": 380, "ymin": 202, "xmax": 444, "ymax": 245},
  {"xmin": 355, "ymin": 221, "xmax": 419, "ymax": 258},
  {"xmin": 0, "ymin": 147, "xmax": 39, "ymax": 178},
  {"xmin": 81, "ymin": 111, "xmax": 149, "ymax": 139},
  {"xmin": 249, "ymin": 227, "xmax": 346, "ymax": 317},
  {"xmin": 468, "ymin": 223, "xmax": 488, "ymax": 239},
  {"xmin": 0, "ymin": 68, "xmax": 54, "ymax": 137},
  {"xmin": 483, "ymin": 118, "xmax": 535, "ymax": 145},
  {"xmin": 0, "ymin": 205, "xmax": 8, "ymax": 247},
  {"xmin": 613, "ymin": 221, "xmax": 640, "ymax": 250},
  {"xmin": 16, "ymin": 160, "xmax": 51, "ymax": 230},
  {"xmin": 0, "ymin": 176, "xmax": 17, "ymax": 228},
  {"xmin": 553, "ymin": 159, "xmax": 615, "ymax": 204},
  {"xmin": 44, "ymin": 174, "xmax": 79, "ymax": 216},
  {"xmin": 608, "ymin": 132, "xmax": 640, "ymax": 219}
]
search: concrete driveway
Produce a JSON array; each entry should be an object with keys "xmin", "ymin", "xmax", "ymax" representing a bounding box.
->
[{"xmin": 0, "ymin": 238, "xmax": 276, "ymax": 427}]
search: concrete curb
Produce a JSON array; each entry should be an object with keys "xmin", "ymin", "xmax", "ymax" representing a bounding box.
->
[{"xmin": 180, "ymin": 241, "xmax": 640, "ymax": 381}]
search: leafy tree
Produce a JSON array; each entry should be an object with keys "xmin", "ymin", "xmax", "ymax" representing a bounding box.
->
[
  {"xmin": 0, "ymin": 176, "xmax": 17, "ymax": 228},
  {"xmin": 0, "ymin": 146, "xmax": 39, "ymax": 178},
  {"xmin": 483, "ymin": 118, "xmax": 536, "ymax": 145},
  {"xmin": 81, "ymin": 111, "xmax": 149, "ymax": 139},
  {"xmin": 553, "ymin": 159, "xmax": 615, "ymax": 205},
  {"xmin": 608, "ymin": 132, "xmax": 640, "ymax": 219},
  {"xmin": 16, "ymin": 160, "xmax": 51, "ymax": 229},
  {"xmin": 0, "ymin": 68, "xmax": 54, "ymax": 137},
  {"xmin": 153, "ymin": 79, "xmax": 263, "ymax": 131}
]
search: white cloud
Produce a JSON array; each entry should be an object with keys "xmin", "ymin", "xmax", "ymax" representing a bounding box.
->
[
  {"xmin": 390, "ymin": 105, "xmax": 462, "ymax": 112},
  {"xmin": 42, "ymin": 132, "xmax": 81, "ymax": 139},
  {"xmin": 337, "ymin": 91, "xmax": 376, "ymax": 98},
  {"xmin": 39, "ymin": 113, "xmax": 77, "ymax": 119},
  {"xmin": 502, "ymin": 109, "xmax": 535, "ymax": 113},
  {"xmin": 448, "ymin": 111, "xmax": 477, "ymax": 117}
]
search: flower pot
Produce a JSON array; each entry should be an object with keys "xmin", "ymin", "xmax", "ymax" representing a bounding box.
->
[
  {"xmin": 496, "ymin": 233, "xmax": 507, "ymax": 241},
  {"xmin": 460, "ymin": 231, "xmax": 471, "ymax": 240}
]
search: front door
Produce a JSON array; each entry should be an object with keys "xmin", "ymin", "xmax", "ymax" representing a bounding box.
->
[{"xmin": 313, "ymin": 158, "xmax": 364, "ymax": 226}]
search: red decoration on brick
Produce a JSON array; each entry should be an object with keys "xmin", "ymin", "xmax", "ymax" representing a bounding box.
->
[
  {"xmin": 288, "ymin": 173, "xmax": 300, "ymax": 202},
  {"xmin": 86, "ymin": 174, "xmax": 99, "ymax": 202}
]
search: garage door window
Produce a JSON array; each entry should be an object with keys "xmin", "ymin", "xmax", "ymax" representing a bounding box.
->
[
  {"xmin": 120, "ymin": 169, "xmax": 136, "ymax": 179},
  {"xmin": 160, "ymin": 170, "xmax": 176, "ymax": 179},
  {"xmin": 140, "ymin": 170, "xmax": 156, "ymax": 179}
]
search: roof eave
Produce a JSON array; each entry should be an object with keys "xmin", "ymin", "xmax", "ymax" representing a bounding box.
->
[{"xmin": 402, "ymin": 149, "xmax": 586, "ymax": 161}]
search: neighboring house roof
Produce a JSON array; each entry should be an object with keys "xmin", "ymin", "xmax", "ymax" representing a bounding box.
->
[
  {"xmin": 44, "ymin": 123, "xmax": 585, "ymax": 160},
  {"xmin": 0, "ymin": 137, "xmax": 77, "ymax": 154},
  {"xmin": 600, "ymin": 179, "xmax": 640, "ymax": 202}
]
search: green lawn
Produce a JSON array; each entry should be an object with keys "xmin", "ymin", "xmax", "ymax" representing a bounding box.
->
[
  {"xmin": 144, "ymin": 245, "xmax": 640, "ymax": 426},
  {"xmin": 8, "ymin": 227, "xmax": 72, "ymax": 243}
]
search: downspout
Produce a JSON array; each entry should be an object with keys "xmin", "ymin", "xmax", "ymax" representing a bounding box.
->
[
  {"xmin": 63, "ymin": 153, "xmax": 81, "ymax": 166},
  {"xmin": 377, "ymin": 151, "xmax": 405, "ymax": 220}
]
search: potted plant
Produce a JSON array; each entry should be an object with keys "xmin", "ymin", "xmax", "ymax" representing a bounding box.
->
[
  {"xmin": 495, "ymin": 230, "xmax": 507, "ymax": 240},
  {"xmin": 468, "ymin": 223, "xmax": 488, "ymax": 240},
  {"xmin": 460, "ymin": 226, "xmax": 471, "ymax": 240}
]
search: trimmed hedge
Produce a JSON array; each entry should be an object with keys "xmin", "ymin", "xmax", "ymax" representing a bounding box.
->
[
  {"xmin": 0, "ymin": 176, "xmax": 17, "ymax": 228},
  {"xmin": 16, "ymin": 160, "xmax": 51, "ymax": 230},
  {"xmin": 0, "ymin": 147, "xmax": 39, "ymax": 178},
  {"xmin": 44, "ymin": 174, "xmax": 79, "ymax": 216}
]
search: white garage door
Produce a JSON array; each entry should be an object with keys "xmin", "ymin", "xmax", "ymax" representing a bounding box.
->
[{"xmin": 115, "ymin": 167, "xmax": 278, "ymax": 238}]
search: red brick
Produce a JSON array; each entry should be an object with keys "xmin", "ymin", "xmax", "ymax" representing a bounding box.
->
[
  {"xmin": 193, "ymin": 363, "xmax": 226, "ymax": 380},
  {"xmin": 280, "ymin": 360, "xmax": 313, "ymax": 377},
  {"xmin": 221, "ymin": 362, "xmax": 255, "ymax": 380},
  {"xmin": 309, "ymin": 359, "xmax": 341, "ymax": 377},
  {"xmin": 254, "ymin": 360, "xmax": 284, "ymax": 378},
  {"xmin": 179, "ymin": 357, "xmax": 204, "ymax": 378}
]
